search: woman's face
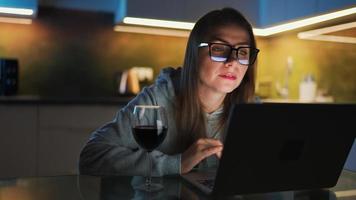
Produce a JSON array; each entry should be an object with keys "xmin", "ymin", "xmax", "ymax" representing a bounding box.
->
[{"xmin": 197, "ymin": 24, "xmax": 250, "ymax": 97}]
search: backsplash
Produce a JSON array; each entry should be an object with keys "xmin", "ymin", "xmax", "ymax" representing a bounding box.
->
[
  {"xmin": 256, "ymin": 33, "xmax": 356, "ymax": 102},
  {"xmin": 0, "ymin": 7, "xmax": 186, "ymax": 97},
  {"xmin": 0, "ymin": 7, "xmax": 355, "ymax": 102}
]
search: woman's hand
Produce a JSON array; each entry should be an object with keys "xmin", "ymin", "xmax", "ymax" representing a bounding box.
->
[{"xmin": 181, "ymin": 138, "xmax": 223, "ymax": 174}]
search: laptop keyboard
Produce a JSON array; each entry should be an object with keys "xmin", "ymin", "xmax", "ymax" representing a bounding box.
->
[{"xmin": 197, "ymin": 179, "xmax": 215, "ymax": 189}]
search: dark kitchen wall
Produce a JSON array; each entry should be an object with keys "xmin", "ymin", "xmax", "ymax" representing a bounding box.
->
[{"xmin": 0, "ymin": 7, "xmax": 187, "ymax": 97}]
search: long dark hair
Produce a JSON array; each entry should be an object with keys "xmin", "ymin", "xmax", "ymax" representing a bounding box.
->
[{"xmin": 176, "ymin": 7, "xmax": 258, "ymax": 148}]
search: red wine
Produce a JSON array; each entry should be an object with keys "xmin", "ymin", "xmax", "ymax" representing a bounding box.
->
[{"xmin": 133, "ymin": 125, "xmax": 167, "ymax": 152}]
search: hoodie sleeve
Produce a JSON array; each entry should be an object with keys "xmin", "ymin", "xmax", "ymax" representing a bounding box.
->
[{"xmin": 79, "ymin": 85, "xmax": 181, "ymax": 176}]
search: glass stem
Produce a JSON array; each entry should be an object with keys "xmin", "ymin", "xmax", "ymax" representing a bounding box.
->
[{"xmin": 146, "ymin": 151, "xmax": 152, "ymax": 190}]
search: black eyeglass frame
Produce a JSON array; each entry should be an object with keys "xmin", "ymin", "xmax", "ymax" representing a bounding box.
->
[{"xmin": 198, "ymin": 42, "xmax": 260, "ymax": 66}]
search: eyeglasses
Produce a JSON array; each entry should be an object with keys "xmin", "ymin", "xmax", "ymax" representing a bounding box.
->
[{"xmin": 198, "ymin": 42, "xmax": 259, "ymax": 65}]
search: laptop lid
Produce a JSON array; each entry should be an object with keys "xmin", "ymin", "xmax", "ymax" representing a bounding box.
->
[{"xmin": 212, "ymin": 103, "xmax": 356, "ymax": 196}]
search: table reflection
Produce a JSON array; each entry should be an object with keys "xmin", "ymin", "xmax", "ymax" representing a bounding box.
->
[
  {"xmin": 77, "ymin": 175, "xmax": 183, "ymax": 200},
  {"xmin": 0, "ymin": 170, "xmax": 355, "ymax": 200},
  {"xmin": 76, "ymin": 175, "xmax": 339, "ymax": 200}
]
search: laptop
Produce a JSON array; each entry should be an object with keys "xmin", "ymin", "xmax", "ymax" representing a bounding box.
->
[{"xmin": 181, "ymin": 103, "xmax": 356, "ymax": 197}]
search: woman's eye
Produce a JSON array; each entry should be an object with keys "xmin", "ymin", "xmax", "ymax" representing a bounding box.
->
[
  {"xmin": 212, "ymin": 46, "xmax": 225, "ymax": 52},
  {"xmin": 238, "ymin": 50, "xmax": 248, "ymax": 56}
]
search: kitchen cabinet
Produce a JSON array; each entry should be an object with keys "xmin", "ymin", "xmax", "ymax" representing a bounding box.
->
[
  {"xmin": 317, "ymin": 0, "xmax": 356, "ymax": 12},
  {"xmin": 259, "ymin": 0, "xmax": 318, "ymax": 27},
  {"xmin": 0, "ymin": 100, "xmax": 125, "ymax": 178},
  {"xmin": 38, "ymin": 105, "xmax": 120, "ymax": 176},
  {"xmin": 120, "ymin": 0, "xmax": 356, "ymax": 28},
  {"xmin": 0, "ymin": 105, "xmax": 37, "ymax": 178},
  {"xmin": 259, "ymin": 0, "xmax": 355, "ymax": 27}
]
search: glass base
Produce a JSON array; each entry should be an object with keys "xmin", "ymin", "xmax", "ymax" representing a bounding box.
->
[{"xmin": 134, "ymin": 183, "xmax": 164, "ymax": 192}]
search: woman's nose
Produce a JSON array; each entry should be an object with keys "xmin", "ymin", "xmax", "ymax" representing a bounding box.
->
[{"xmin": 224, "ymin": 50, "xmax": 239, "ymax": 66}]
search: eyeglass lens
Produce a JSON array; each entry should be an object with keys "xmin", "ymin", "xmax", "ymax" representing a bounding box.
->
[{"xmin": 210, "ymin": 43, "xmax": 257, "ymax": 65}]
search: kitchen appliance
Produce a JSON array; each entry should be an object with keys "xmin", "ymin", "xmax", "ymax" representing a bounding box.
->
[
  {"xmin": 115, "ymin": 67, "xmax": 153, "ymax": 96},
  {"xmin": 0, "ymin": 58, "xmax": 19, "ymax": 96}
]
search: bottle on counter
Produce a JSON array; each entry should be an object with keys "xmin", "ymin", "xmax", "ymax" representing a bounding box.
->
[{"xmin": 299, "ymin": 74, "xmax": 317, "ymax": 102}]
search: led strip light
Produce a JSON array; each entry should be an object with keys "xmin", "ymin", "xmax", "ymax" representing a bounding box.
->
[
  {"xmin": 298, "ymin": 21, "xmax": 356, "ymax": 44},
  {"xmin": 114, "ymin": 6, "xmax": 356, "ymax": 37},
  {"xmin": 0, "ymin": 6, "xmax": 34, "ymax": 16},
  {"xmin": 0, "ymin": 16, "xmax": 32, "ymax": 24},
  {"xmin": 0, "ymin": 6, "xmax": 34, "ymax": 25}
]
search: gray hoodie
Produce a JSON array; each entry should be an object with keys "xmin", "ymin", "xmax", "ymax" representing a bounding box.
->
[
  {"xmin": 79, "ymin": 67, "xmax": 223, "ymax": 176},
  {"xmin": 79, "ymin": 67, "xmax": 183, "ymax": 176}
]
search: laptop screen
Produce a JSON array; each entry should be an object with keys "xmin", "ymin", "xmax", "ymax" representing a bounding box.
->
[{"xmin": 212, "ymin": 103, "xmax": 356, "ymax": 196}]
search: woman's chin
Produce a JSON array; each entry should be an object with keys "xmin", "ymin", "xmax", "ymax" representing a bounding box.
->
[{"xmin": 217, "ymin": 86, "xmax": 238, "ymax": 94}]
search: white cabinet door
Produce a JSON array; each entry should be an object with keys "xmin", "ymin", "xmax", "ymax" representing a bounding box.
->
[
  {"xmin": 0, "ymin": 105, "xmax": 37, "ymax": 178},
  {"xmin": 38, "ymin": 105, "xmax": 120, "ymax": 176}
]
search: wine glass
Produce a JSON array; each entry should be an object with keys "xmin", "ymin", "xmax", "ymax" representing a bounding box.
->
[{"xmin": 131, "ymin": 105, "xmax": 168, "ymax": 192}]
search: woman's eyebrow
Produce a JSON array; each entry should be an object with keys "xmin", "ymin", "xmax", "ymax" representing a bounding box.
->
[
  {"xmin": 209, "ymin": 36, "xmax": 229, "ymax": 44},
  {"xmin": 209, "ymin": 36, "xmax": 250, "ymax": 46}
]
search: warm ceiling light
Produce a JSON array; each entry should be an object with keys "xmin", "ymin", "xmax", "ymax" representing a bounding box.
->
[
  {"xmin": 298, "ymin": 21, "xmax": 356, "ymax": 44},
  {"xmin": 254, "ymin": 6, "xmax": 356, "ymax": 36},
  {"xmin": 0, "ymin": 6, "xmax": 34, "ymax": 16},
  {"xmin": 300, "ymin": 35, "xmax": 356, "ymax": 44},
  {"xmin": 0, "ymin": 16, "xmax": 32, "ymax": 24},
  {"xmin": 123, "ymin": 17, "xmax": 194, "ymax": 30},
  {"xmin": 114, "ymin": 25, "xmax": 190, "ymax": 37},
  {"xmin": 119, "ymin": 6, "xmax": 356, "ymax": 37}
]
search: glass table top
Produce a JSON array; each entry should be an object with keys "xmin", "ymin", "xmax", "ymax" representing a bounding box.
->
[{"xmin": 0, "ymin": 170, "xmax": 356, "ymax": 200}]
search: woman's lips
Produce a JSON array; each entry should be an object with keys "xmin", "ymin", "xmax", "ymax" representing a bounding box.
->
[{"xmin": 219, "ymin": 74, "xmax": 237, "ymax": 80}]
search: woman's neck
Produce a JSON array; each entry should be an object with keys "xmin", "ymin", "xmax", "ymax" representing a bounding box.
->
[{"xmin": 198, "ymin": 89, "xmax": 226, "ymax": 114}]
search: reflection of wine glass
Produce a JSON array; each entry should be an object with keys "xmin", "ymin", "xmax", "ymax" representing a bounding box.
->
[{"xmin": 131, "ymin": 105, "xmax": 168, "ymax": 192}]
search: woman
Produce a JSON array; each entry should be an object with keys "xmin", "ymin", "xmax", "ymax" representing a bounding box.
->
[{"xmin": 79, "ymin": 7, "xmax": 259, "ymax": 176}]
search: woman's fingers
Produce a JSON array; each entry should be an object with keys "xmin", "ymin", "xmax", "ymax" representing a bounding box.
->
[
  {"xmin": 181, "ymin": 138, "xmax": 224, "ymax": 174},
  {"xmin": 216, "ymin": 150, "xmax": 222, "ymax": 159},
  {"xmin": 201, "ymin": 146, "xmax": 223, "ymax": 159},
  {"xmin": 197, "ymin": 138, "xmax": 223, "ymax": 146},
  {"xmin": 196, "ymin": 138, "xmax": 223, "ymax": 160}
]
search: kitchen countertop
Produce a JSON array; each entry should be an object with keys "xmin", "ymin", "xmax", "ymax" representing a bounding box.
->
[
  {"xmin": 0, "ymin": 95, "xmax": 135, "ymax": 105},
  {"xmin": 1, "ymin": 96, "xmax": 347, "ymax": 105}
]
